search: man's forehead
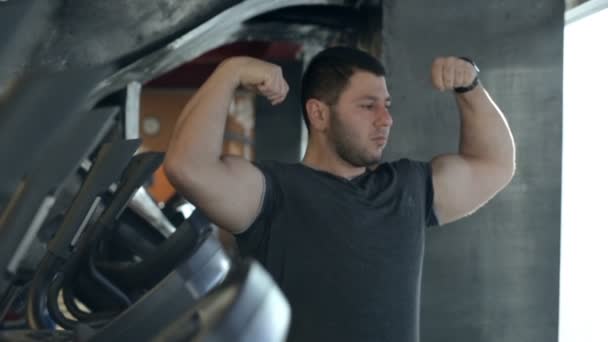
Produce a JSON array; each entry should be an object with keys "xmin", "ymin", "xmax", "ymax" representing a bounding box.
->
[
  {"xmin": 344, "ymin": 72, "xmax": 390, "ymax": 99},
  {"xmin": 356, "ymin": 94, "xmax": 392, "ymax": 102}
]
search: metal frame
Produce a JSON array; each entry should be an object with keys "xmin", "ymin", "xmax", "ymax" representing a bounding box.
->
[
  {"xmin": 124, "ymin": 82, "xmax": 142, "ymax": 140},
  {"xmin": 92, "ymin": 0, "xmax": 347, "ymax": 100},
  {"xmin": 565, "ymin": 0, "xmax": 608, "ymax": 24}
]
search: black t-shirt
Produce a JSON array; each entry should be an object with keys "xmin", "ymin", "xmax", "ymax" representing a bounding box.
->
[{"xmin": 235, "ymin": 159, "xmax": 438, "ymax": 342}]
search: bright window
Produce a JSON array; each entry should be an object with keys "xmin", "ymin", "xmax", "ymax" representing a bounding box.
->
[{"xmin": 560, "ymin": 4, "xmax": 608, "ymax": 342}]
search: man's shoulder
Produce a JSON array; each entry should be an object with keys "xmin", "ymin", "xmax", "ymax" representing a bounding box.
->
[
  {"xmin": 253, "ymin": 161, "xmax": 310, "ymax": 188},
  {"xmin": 254, "ymin": 160, "xmax": 302, "ymax": 173},
  {"xmin": 385, "ymin": 157, "xmax": 430, "ymax": 170},
  {"xmin": 380, "ymin": 158, "xmax": 433, "ymax": 183},
  {"xmin": 382, "ymin": 157, "xmax": 416, "ymax": 172}
]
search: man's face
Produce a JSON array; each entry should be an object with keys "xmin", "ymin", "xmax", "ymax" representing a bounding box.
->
[{"xmin": 327, "ymin": 71, "xmax": 393, "ymax": 167}]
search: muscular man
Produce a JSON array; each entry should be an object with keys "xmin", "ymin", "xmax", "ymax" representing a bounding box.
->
[{"xmin": 165, "ymin": 47, "xmax": 515, "ymax": 342}]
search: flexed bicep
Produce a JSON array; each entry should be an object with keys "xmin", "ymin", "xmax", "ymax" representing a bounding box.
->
[{"xmin": 431, "ymin": 154, "xmax": 510, "ymax": 225}]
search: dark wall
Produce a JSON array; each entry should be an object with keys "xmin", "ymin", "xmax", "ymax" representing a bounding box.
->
[
  {"xmin": 383, "ymin": 1, "xmax": 563, "ymax": 341},
  {"xmin": 255, "ymin": 60, "xmax": 303, "ymax": 163}
]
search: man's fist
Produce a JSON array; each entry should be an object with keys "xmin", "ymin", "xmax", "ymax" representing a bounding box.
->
[
  {"xmin": 223, "ymin": 57, "xmax": 290, "ymax": 105},
  {"xmin": 431, "ymin": 57, "xmax": 478, "ymax": 92}
]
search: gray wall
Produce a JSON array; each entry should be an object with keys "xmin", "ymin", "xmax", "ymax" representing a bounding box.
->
[{"xmin": 383, "ymin": 1, "xmax": 563, "ymax": 341}]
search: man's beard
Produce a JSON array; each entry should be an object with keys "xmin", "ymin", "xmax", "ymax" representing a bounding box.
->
[{"xmin": 328, "ymin": 108, "xmax": 383, "ymax": 168}]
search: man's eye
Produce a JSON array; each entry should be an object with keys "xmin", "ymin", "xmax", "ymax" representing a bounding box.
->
[{"xmin": 360, "ymin": 104, "xmax": 374, "ymax": 110}]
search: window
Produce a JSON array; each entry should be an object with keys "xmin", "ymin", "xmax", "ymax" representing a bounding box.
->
[{"xmin": 560, "ymin": 2, "xmax": 608, "ymax": 342}]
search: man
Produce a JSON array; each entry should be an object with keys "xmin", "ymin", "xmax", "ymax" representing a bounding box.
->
[{"xmin": 165, "ymin": 47, "xmax": 515, "ymax": 342}]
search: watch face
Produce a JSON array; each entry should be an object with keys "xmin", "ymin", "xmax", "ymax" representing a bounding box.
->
[{"xmin": 143, "ymin": 116, "xmax": 161, "ymax": 136}]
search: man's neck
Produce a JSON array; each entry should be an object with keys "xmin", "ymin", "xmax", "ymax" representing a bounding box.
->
[{"xmin": 301, "ymin": 144, "xmax": 367, "ymax": 180}]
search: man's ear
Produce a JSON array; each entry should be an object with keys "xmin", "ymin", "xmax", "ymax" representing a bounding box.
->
[{"xmin": 305, "ymin": 98, "xmax": 330, "ymax": 131}]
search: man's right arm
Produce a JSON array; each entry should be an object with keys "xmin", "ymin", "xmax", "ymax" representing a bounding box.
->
[{"xmin": 164, "ymin": 57, "xmax": 289, "ymax": 234}]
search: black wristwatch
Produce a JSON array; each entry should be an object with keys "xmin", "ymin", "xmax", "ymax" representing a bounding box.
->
[{"xmin": 454, "ymin": 57, "xmax": 480, "ymax": 94}]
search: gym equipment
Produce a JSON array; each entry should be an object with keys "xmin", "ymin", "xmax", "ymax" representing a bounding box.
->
[
  {"xmin": 0, "ymin": 0, "xmax": 59, "ymax": 94},
  {"xmin": 129, "ymin": 187, "xmax": 176, "ymax": 238},
  {"xmin": 0, "ymin": 101, "xmax": 117, "ymax": 305},
  {"xmin": 42, "ymin": 152, "xmax": 165, "ymax": 329},
  {"xmin": 0, "ymin": 259, "xmax": 290, "ymax": 342},
  {"xmin": 0, "ymin": 67, "xmax": 112, "ymax": 206},
  {"xmin": 151, "ymin": 260, "xmax": 290, "ymax": 342},
  {"xmin": 88, "ymin": 217, "xmax": 230, "ymax": 342},
  {"xmin": 0, "ymin": 330, "xmax": 73, "ymax": 342},
  {"xmin": 25, "ymin": 138, "xmax": 141, "ymax": 329}
]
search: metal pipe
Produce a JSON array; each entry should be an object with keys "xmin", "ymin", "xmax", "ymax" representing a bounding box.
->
[{"xmin": 129, "ymin": 187, "xmax": 176, "ymax": 238}]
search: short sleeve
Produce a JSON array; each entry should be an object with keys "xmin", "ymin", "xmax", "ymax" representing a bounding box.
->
[
  {"xmin": 393, "ymin": 158, "xmax": 439, "ymax": 227},
  {"xmin": 234, "ymin": 162, "xmax": 280, "ymax": 260}
]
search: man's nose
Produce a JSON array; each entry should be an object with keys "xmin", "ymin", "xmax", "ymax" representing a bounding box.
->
[{"xmin": 376, "ymin": 106, "xmax": 393, "ymax": 127}]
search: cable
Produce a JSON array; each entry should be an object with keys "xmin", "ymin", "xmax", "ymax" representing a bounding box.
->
[
  {"xmin": 46, "ymin": 273, "xmax": 78, "ymax": 330},
  {"xmin": 26, "ymin": 254, "xmax": 60, "ymax": 329},
  {"xmin": 87, "ymin": 252, "xmax": 131, "ymax": 307}
]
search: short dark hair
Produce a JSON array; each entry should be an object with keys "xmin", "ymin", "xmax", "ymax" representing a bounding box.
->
[{"xmin": 300, "ymin": 46, "xmax": 386, "ymax": 131}]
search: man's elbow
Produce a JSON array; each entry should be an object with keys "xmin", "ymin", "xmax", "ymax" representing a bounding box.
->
[
  {"xmin": 496, "ymin": 159, "xmax": 516, "ymax": 190},
  {"xmin": 164, "ymin": 154, "xmax": 192, "ymax": 192}
]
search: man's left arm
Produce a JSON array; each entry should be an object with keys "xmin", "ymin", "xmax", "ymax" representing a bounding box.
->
[{"xmin": 430, "ymin": 57, "xmax": 516, "ymax": 225}]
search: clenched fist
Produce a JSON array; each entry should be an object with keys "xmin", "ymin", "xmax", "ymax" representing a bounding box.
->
[
  {"xmin": 431, "ymin": 57, "xmax": 479, "ymax": 92},
  {"xmin": 223, "ymin": 57, "xmax": 290, "ymax": 105}
]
